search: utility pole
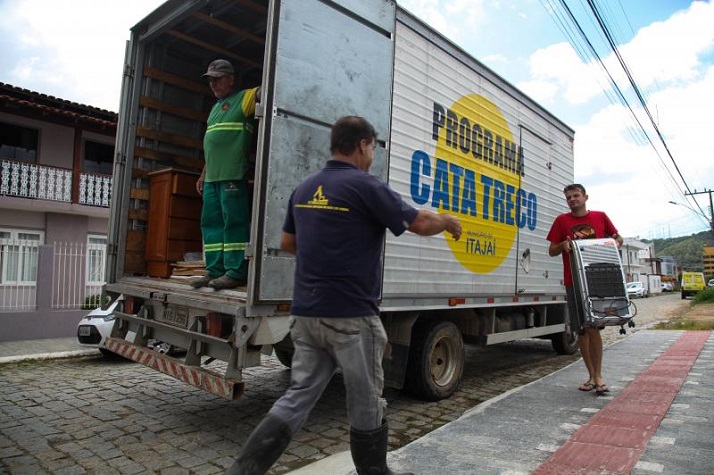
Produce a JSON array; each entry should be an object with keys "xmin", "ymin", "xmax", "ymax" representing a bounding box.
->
[{"xmin": 684, "ymin": 189, "xmax": 714, "ymax": 235}]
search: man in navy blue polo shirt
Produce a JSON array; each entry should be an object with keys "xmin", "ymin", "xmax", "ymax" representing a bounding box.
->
[{"xmin": 226, "ymin": 116, "xmax": 462, "ymax": 475}]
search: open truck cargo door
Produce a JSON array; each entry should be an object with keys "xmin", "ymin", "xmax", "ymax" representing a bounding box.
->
[{"xmin": 250, "ymin": 0, "xmax": 397, "ymax": 304}]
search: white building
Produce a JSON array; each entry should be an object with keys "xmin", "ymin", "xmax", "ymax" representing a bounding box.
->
[{"xmin": 622, "ymin": 237, "xmax": 661, "ymax": 294}]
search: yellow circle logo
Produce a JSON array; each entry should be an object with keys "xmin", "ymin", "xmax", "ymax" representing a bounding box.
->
[{"xmin": 410, "ymin": 95, "xmax": 532, "ymax": 274}]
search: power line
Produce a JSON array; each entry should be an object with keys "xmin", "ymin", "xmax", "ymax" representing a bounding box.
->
[
  {"xmin": 541, "ymin": 1, "xmax": 710, "ymax": 222},
  {"xmin": 547, "ymin": 0, "xmax": 687, "ymax": 200},
  {"xmin": 584, "ymin": 0, "xmax": 701, "ymax": 203}
]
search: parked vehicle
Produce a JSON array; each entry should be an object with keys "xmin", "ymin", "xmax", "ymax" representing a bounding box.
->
[
  {"xmin": 661, "ymin": 282, "xmax": 674, "ymax": 292},
  {"xmin": 77, "ymin": 298, "xmax": 168, "ymax": 357},
  {"xmin": 102, "ymin": 0, "xmax": 579, "ymax": 401},
  {"xmin": 77, "ymin": 300, "xmax": 121, "ymax": 357},
  {"xmin": 708, "ymin": 279, "xmax": 714, "ymax": 288},
  {"xmin": 681, "ymin": 271, "xmax": 706, "ymax": 299},
  {"xmin": 626, "ymin": 281, "xmax": 646, "ymax": 298}
]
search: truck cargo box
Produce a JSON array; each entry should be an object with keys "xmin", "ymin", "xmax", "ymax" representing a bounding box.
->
[{"xmin": 104, "ymin": 0, "xmax": 577, "ymax": 401}]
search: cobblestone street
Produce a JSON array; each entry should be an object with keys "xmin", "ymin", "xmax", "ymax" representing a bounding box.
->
[{"xmin": 0, "ymin": 294, "xmax": 687, "ymax": 474}]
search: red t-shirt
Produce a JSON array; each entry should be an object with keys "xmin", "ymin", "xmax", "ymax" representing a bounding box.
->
[{"xmin": 546, "ymin": 211, "xmax": 618, "ymax": 286}]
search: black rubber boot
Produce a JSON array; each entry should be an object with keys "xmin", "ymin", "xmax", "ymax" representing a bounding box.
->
[
  {"xmin": 225, "ymin": 414, "xmax": 292, "ymax": 475},
  {"xmin": 350, "ymin": 420, "xmax": 413, "ymax": 475}
]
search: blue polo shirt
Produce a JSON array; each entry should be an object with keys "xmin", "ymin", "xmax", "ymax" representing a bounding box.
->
[{"xmin": 283, "ymin": 160, "xmax": 419, "ymax": 317}]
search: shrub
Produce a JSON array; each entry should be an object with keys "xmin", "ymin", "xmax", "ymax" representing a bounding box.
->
[
  {"xmin": 82, "ymin": 293, "xmax": 109, "ymax": 310},
  {"xmin": 692, "ymin": 287, "xmax": 714, "ymax": 305}
]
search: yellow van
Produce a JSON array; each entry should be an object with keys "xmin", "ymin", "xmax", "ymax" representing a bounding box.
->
[{"xmin": 681, "ymin": 271, "xmax": 706, "ymax": 299}]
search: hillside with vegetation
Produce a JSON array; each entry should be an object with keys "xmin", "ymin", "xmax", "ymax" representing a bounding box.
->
[{"xmin": 646, "ymin": 230, "xmax": 714, "ymax": 272}]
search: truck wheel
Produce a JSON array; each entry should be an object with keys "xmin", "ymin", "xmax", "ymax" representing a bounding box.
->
[
  {"xmin": 550, "ymin": 328, "xmax": 579, "ymax": 355},
  {"xmin": 273, "ymin": 335, "xmax": 294, "ymax": 368},
  {"xmin": 405, "ymin": 320, "xmax": 464, "ymax": 401},
  {"xmin": 99, "ymin": 348, "xmax": 121, "ymax": 359},
  {"xmin": 274, "ymin": 347, "xmax": 293, "ymax": 368}
]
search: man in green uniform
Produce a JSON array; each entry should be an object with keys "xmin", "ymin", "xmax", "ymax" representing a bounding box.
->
[{"xmin": 192, "ymin": 59, "xmax": 259, "ymax": 290}]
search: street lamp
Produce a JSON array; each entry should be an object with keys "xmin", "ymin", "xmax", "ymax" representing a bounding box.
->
[{"xmin": 668, "ymin": 200, "xmax": 714, "ymax": 234}]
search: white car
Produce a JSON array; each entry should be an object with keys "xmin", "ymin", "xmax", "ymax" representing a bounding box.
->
[
  {"xmin": 661, "ymin": 282, "xmax": 674, "ymax": 292},
  {"xmin": 708, "ymin": 279, "xmax": 714, "ymax": 288},
  {"xmin": 77, "ymin": 298, "xmax": 173, "ymax": 357},
  {"xmin": 76, "ymin": 299, "xmax": 122, "ymax": 356},
  {"xmin": 626, "ymin": 281, "xmax": 646, "ymax": 298}
]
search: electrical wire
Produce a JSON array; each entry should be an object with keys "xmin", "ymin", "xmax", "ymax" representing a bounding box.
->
[{"xmin": 541, "ymin": 0, "xmax": 711, "ymax": 223}]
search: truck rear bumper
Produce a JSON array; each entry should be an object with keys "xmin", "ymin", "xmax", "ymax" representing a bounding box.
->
[{"xmin": 105, "ymin": 337, "xmax": 244, "ymax": 400}]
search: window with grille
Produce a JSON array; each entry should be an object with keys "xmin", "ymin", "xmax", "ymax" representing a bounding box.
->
[
  {"xmin": 0, "ymin": 229, "xmax": 43, "ymax": 285},
  {"xmin": 86, "ymin": 235, "xmax": 107, "ymax": 285}
]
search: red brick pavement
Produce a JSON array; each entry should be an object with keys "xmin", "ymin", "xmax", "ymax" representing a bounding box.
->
[{"xmin": 532, "ymin": 330, "xmax": 711, "ymax": 475}]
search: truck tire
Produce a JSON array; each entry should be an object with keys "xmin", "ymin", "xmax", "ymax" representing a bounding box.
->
[
  {"xmin": 273, "ymin": 335, "xmax": 294, "ymax": 368},
  {"xmin": 405, "ymin": 320, "xmax": 464, "ymax": 401},
  {"xmin": 274, "ymin": 347, "xmax": 293, "ymax": 368},
  {"xmin": 550, "ymin": 328, "xmax": 579, "ymax": 355},
  {"xmin": 99, "ymin": 348, "xmax": 121, "ymax": 359}
]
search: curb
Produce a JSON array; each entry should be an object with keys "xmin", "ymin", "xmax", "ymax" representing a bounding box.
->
[{"xmin": 0, "ymin": 349, "xmax": 100, "ymax": 365}]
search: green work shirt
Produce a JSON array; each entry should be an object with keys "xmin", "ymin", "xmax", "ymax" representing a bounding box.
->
[{"xmin": 203, "ymin": 87, "xmax": 258, "ymax": 182}]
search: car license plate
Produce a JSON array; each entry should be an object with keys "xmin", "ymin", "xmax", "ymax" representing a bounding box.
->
[
  {"xmin": 79, "ymin": 326, "xmax": 91, "ymax": 336},
  {"xmin": 158, "ymin": 305, "xmax": 189, "ymax": 328}
]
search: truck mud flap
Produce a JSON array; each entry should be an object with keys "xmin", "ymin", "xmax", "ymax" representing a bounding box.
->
[{"xmin": 105, "ymin": 337, "xmax": 244, "ymax": 400}]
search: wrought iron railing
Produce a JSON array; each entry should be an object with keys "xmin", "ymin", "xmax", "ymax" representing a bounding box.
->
[{"xmin": 0, "ymin": 159, "xmax": 111, "ymax": 207}]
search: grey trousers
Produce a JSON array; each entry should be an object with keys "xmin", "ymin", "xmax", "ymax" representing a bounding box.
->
[{"xmin": 268, "ymin": 315, "xmax": 388, "ymax": 433}]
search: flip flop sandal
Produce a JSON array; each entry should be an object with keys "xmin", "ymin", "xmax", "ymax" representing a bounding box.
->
[
  {"xmin": 578, "ymin": 382, "xmax": 596, "ymax": 391},
  {"xmin": 595, "ymin": 384, "xmax": 610, "ymax": 395}
]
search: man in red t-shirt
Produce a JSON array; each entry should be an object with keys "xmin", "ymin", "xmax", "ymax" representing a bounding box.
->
[{"xmin": 547, "ymin": 184, "xmax": 623, "ymax": 395}]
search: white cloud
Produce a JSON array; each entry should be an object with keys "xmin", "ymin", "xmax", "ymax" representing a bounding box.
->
[
  {"xmin": 1, "ymin": 0, "xmax": 163, "ymax": 110},
  {"xmin": 519, "ymin": 2, "xmax": 714, "ymax": 237},
  {"xmin": 399, "ymin": 0, "xmax": 491, "ymax": 48},
  {"xmin": 522, "ymin": 42, "xmax": 605, "ymax": 105},
  {"xmin": 622, "ymin": 1, "xmax": 714, "ymax": 88}
]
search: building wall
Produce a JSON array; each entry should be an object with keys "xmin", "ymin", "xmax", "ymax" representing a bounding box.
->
[
  {"xmin": 0, "ymin": 111, "xmax": 75, "ymax": 168},
  {"xmin": 704, "ymin": 245, "xmax": 714, "ymax": 278},
  {"xmin": 1, "ymin": 89, "xmax": 114, "ymax": 341},
  {"xmin": 88, "ymin": 216, "xmax": 109, "ymax": 235},
  {"xmin": 0, "ymin": 207, "xmax": 45, "ymax": 230},
  {"xmin": 46, "ymin": 213, "xmax": 89, "ymax": 244}
]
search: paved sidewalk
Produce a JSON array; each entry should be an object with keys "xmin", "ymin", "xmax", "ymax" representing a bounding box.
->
[
  {"xmin": 291, "ymin": 330, "xmax": 713, "ymax": 474},
  {"xmin": 0, "ymin": 337, "xmax": 98, "ymax": 364}
]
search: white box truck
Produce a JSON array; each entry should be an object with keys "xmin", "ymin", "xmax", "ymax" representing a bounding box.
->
[{"xmin": 104, "ymin": 0, "xmax": 577, "ymax": 401}]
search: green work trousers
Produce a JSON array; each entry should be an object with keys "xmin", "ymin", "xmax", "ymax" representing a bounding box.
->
[{"xmin": 201, "ymin": 180, "xmax": 250, "ymax": 280}]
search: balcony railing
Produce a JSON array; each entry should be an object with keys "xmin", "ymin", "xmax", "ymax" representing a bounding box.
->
[{"xmin": 0, "ymin": 159, "xmax": 111, "ymax": 207}]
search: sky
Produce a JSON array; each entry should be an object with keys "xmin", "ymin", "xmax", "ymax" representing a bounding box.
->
[{"xmin": 1, "ymin": 0, "xmax": 713, "ymax": 240}]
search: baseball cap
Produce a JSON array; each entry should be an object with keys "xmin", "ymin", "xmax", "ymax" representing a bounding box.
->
[{"xmin": 202, "ymin": 59, "xmax": 235, "ymax": 78}]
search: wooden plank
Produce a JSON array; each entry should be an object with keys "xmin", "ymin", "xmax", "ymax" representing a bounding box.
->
[
  {"xmin": 126, "ymin": 229, "xmax": 146, "ymax": 252},
  {"xmin": 125, "ymin": 251, "xmax": 147, "ymax": 275},
  {"xmin": 192, "ymin": 11, "xmax": 265, "ymax": 45},
  {"xmin": 130, "ymin": 188, "xmax": 150, "ymax": 201},
  {"xmin": 125, "ymin": 229, "xmax": 147, "ymax": 274},
  {"xmin": 132, "ymin": 167, "xmax": 149, "ymax": 180},
  {"xmin": 136, "ymin": 126, "xmax": 203, "ymax": 150},
  {"xmin": 143, "ymin": 67, "xmax": 209, "ymax": 95},
  {"xmin": 128, "ymin": 208, "xmax": 148, "ymax": 222},
  {"xmin": 166, "ymin": 29, "xmax": 261, "ymax": 69},
  {"xmin": 134, "ymin": 146, "xmax": 203, "ymax": 171},
  {"xmin": 139, "ymin": 95, "xmax": 207, "ymax": 122}
]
